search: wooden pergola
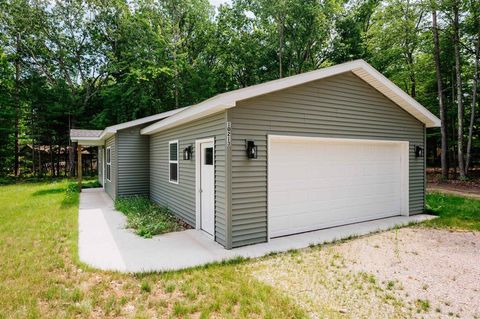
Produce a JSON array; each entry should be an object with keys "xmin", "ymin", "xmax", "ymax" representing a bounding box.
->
[{"xmin": 70, "ymin": 129, "xmax": 104, "ymax": 192}]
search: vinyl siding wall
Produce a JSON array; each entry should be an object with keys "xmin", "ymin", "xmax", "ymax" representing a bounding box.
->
[
  {"xmin": 117, "ymin": 125, "xmax": 150, "ymax": 196},
  {"xmin": 229, "ymin": 72, "xmax": 425, "ymax": 248},
  {"xmin": 149, "ymin": 112, "xmax": 228, "ymax": 247},
  {"xmin": 104, "ymin": 136, "xmax": 117, "ymax": 200}
]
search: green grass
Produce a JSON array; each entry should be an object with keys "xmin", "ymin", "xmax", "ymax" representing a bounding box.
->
[
  {"xmin": 424, "ymin": 192, "xmax": 480, "ymax": 231},
  {"xmin": 115, "ymin": 196, "xmax": 185, "ymax": 238},
  {"xmin": 81, "ymin": 178, "xmax": 102, "ymax": 189},
  {"xmin": 0, "ymin": 180, "xmax": 306, "ymax": 318}
]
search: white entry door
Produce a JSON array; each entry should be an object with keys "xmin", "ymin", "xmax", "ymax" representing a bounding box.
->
[
  {"xmin": 268, "ymin": 136, "xmax": 409, "ymax": 238},
  {"xmin": 199, "ymin": 141, "xmax": 215, "ymax": 236}
]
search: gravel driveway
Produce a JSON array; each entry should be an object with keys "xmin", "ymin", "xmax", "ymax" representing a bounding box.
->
[{"xmin": 251, "ymin": 228, "xmax": 480, "ymax": 319}]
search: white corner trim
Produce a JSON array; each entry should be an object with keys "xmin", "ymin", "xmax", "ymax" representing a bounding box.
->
[{"xmin": 141, "ymin": 59, "xmax": 441, "ymax": 135}]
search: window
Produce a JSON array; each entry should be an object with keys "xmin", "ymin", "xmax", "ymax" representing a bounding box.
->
[
  {"xmin": 106, "ymin": 147, "xmax": 111, "ymax": 182},
  {"xmin": 204, "ymin": 147, "xmax": 213, "ymax": 165},
  {"xmin": 169, "ymin": 140, "xmax": 179, "ymax": 183}
]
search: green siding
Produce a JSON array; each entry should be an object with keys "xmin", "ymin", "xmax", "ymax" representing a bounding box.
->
[
  {"xmin": 149, "ymin": 112, "xmax": 228, "ymax": 247},
  {"xmin": 117, "ymin": 125, "xmax": 150, "ymax": 196},
  {"xmin": 104, "ymin": 136, "xmax": 117, "ymax": 200},
  {"xmin": 230, "ymin": 72, "xmax": 425, "ymax": 248}
]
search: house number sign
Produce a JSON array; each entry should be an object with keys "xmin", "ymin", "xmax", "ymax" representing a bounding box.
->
[{"xmin": 226, "ymin": 121, "xmax": 232, "ymax": 147}]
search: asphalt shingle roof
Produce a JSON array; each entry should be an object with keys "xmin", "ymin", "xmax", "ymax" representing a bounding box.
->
[{"xmin": 70, "ymin": 129, "xmax": 103, "ymax": 138}]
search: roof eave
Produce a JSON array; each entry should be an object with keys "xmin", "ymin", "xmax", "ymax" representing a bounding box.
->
[
  {"xmin": 135, "ymin": 60, "xmax": 443, "ymax": 135},
  {"xmin": 141, "ymin": 103, "xmax": 231, "ymax": 135}
]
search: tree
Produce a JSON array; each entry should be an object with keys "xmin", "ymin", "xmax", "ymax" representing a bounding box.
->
[
  {"xmin": 465, "ymin": 0, "xmax": 480, "ymax": 172},
  {"xmin": 0, "ymin": 48, "xmax": 15, "ymax": 175},
  {"xmin": 451, "ymin": 0, "xmax": 466, "ymax": 178},
  {"xmin": 431, "ymin": 6, "xmax": 449, "ymax": 178},
  {"xmin": 367, "ymin": 0, "xmax": 426, "ymax": 97},
  {"xmin": 0, "ymin": 0, "xmax": 478, "ymax": 178}
]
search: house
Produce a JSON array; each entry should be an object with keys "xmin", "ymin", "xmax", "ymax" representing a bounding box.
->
[
  {"xmin": 70, "ymin": 109, "xmax": 185, "ymax": 199},
  {"xmin": 71, "ymin": 59, "xmax": 441, "ymax": 249}
]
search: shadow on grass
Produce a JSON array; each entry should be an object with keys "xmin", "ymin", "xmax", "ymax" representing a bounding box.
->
[{"xmin": 32, "ymin": 188, "xmax": 65, "ymax": 196}]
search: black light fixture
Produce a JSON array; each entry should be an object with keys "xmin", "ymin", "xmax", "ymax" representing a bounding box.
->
[
  {"xmin": 414, "ymin": 145, "xmax": 424, "ymax": 158},
  {"xmin": 246, "ymin": 140, "xmax": 258, "ymax": 159},
  {"xmin": 183, "ymin": 145, "xmax": 192, "ymax": 160}
]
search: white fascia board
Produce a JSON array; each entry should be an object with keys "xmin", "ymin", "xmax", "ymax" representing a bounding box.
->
[
  {"xmin": 71, "ymin": 139, "xmax": 105, "ymax": 146},
  {"xmin": 141, "ymin": 103, "xmax": 228, "ymax": 135},
  {"xmin": 140, "ymin": 59, "xmax": 441, "ymax": 134}
]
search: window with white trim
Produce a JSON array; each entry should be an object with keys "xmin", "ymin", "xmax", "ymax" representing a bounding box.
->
[
  {"xmin": 169, "ymin": 140, "xmax": 179, "ymax": 183},
  {"xmin": 106, "ymin": 147, "xmax": 111, "ymax": 181}
]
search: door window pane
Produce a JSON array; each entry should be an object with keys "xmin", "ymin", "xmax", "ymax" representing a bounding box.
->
[{"xmin": 204, "ymin": 147, "xmax": 213, "ymax": 165}]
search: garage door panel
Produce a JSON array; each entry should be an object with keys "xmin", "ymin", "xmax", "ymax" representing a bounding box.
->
[
  {"xmin": 268, "ymin": 136, "xmax": 408, "ymax": 238},
  {"xmin": 271, "ymin": 175, "xmax": 402, "ymax": 195},
  {"xmin": 271, "ymin": 193, "xmax": 402, "ymax": 216}
]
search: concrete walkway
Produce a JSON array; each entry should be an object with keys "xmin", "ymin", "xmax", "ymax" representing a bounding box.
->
[{"xmin": 79, "ymin": 188, "xmax": 435, "ymax": 273}]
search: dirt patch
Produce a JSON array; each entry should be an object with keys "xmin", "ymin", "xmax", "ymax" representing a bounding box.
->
[
  {"xmin": 427, "ymin": 172, "xmax": 480, "ymax": 196},
  {"xmin": 427, "ymin": 185, "xmax": 480, "ymax": 199},
  {"xmin": 251, "ymin": 228, "xmax": 480, "ymax": 319}
]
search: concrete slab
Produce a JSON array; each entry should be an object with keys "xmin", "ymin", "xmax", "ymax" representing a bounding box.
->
[{"xmin": 79, "ymin": 188, "xmax": 436, "ymax": 273}]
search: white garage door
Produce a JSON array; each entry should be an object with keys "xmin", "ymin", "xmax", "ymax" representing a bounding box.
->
[{"xmin": 268, "ymin": 136, "xmax": 409, "ymax": 238}]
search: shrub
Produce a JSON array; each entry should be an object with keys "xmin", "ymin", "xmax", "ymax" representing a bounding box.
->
[{"xmin": 115, "ymin": 196, "xmax": 184, "ymax": 238}]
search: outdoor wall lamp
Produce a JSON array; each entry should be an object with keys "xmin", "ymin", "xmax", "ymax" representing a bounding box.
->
[
  {"xmin": 183, "ymin": 145, "xmax": 192, "ymax": 160},
  {"xmin": 246, "ymin": 140, "xmax": 258, "ymax": 159},
  {"xmin": 415, "ymin": 145, "xmax": 424, "ymax": 158}
]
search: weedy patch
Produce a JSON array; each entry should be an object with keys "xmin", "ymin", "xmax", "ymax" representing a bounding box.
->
[
  {"xmin": 115, "ymin": 196, "xmax": 190, "ymax": 237},
  {"xmin": 249, "ymin": 246, "xmax": 412, "ymax": 319},
  {"xmin": 415, "ymin": 299, "xmax": 430, "ymax": 313}
]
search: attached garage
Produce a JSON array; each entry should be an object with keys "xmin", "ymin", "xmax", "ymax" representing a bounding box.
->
[
  {"xmin": 268, "ymin": 136, "xmax": 409, "ymax": 238},
  {"xmin": 136, "ymin": 59, "xmax": 440, "ymax": 249}
]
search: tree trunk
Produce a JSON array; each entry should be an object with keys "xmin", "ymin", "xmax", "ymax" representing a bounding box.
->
[
  {"xmin": 14, "ymin": 33, "xmax": 20, "ymax": 176},
  {"xmin": 432, "ymin": 9, "xmax": 449, "ymax": 179},
  {"xmin": 31, "ymin": 144, "xmax": 35, "ymax": 176},
  {"xmin": 278, "ymin": 18, "xmax": 284, "ymax": 78},
  {"xmin": 68, "ymin": 112, "xmax": 76, "ymax": 177},
  {"xmin": 50, "ymin": 142, "xmax": 55, "ymax": 176},
  {"xmin": 453, "ymin": 1, "xmax": 466, "ymax": 178},
  {"xmin": 466, "ymin": 33, "xmax": 479, "ymax": 172},
  {"xmin": 70, "ymin": 143, "xmax": 77, "ymax": 177},
  {"xmin": 56, "ymin": 145, "xmax": 60, "ymax": 177},
  {"xmin": 65, "ymin": 146, "xmax": 68, "ymax": 177},
  {"xmin": 38, "ymin": 147, "xmax": 42, "ymax": 177}
]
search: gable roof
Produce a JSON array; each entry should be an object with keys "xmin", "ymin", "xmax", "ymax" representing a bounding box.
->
[
  {"xmin": 141, "ymin": 59, "xmax": 440, "ymax": 135},
  {"xmin": 70, "ymin": 108, "xmax": 186, "ymax": 145}
]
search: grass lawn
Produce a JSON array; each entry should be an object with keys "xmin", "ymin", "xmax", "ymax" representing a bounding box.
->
[
  {"xmin": 1, "ymin": 180, "xmax": 478, "ymax": 318},
  {"xmin": 0, "ymin": 180, "xmax": 305, "ymax": 318},
  {"xmin": 424, "ymin": 192, "xmax": 480, "ymax": 231}
]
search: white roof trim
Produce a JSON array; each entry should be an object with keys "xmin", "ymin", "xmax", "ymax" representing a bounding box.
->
[
  {"xmin": 141, "ymin": 59, "xmax": 440, "ymax": 135},
  {"xmin": 71, "ymin": 108, "xmax": 186, "ymax": 145}
]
